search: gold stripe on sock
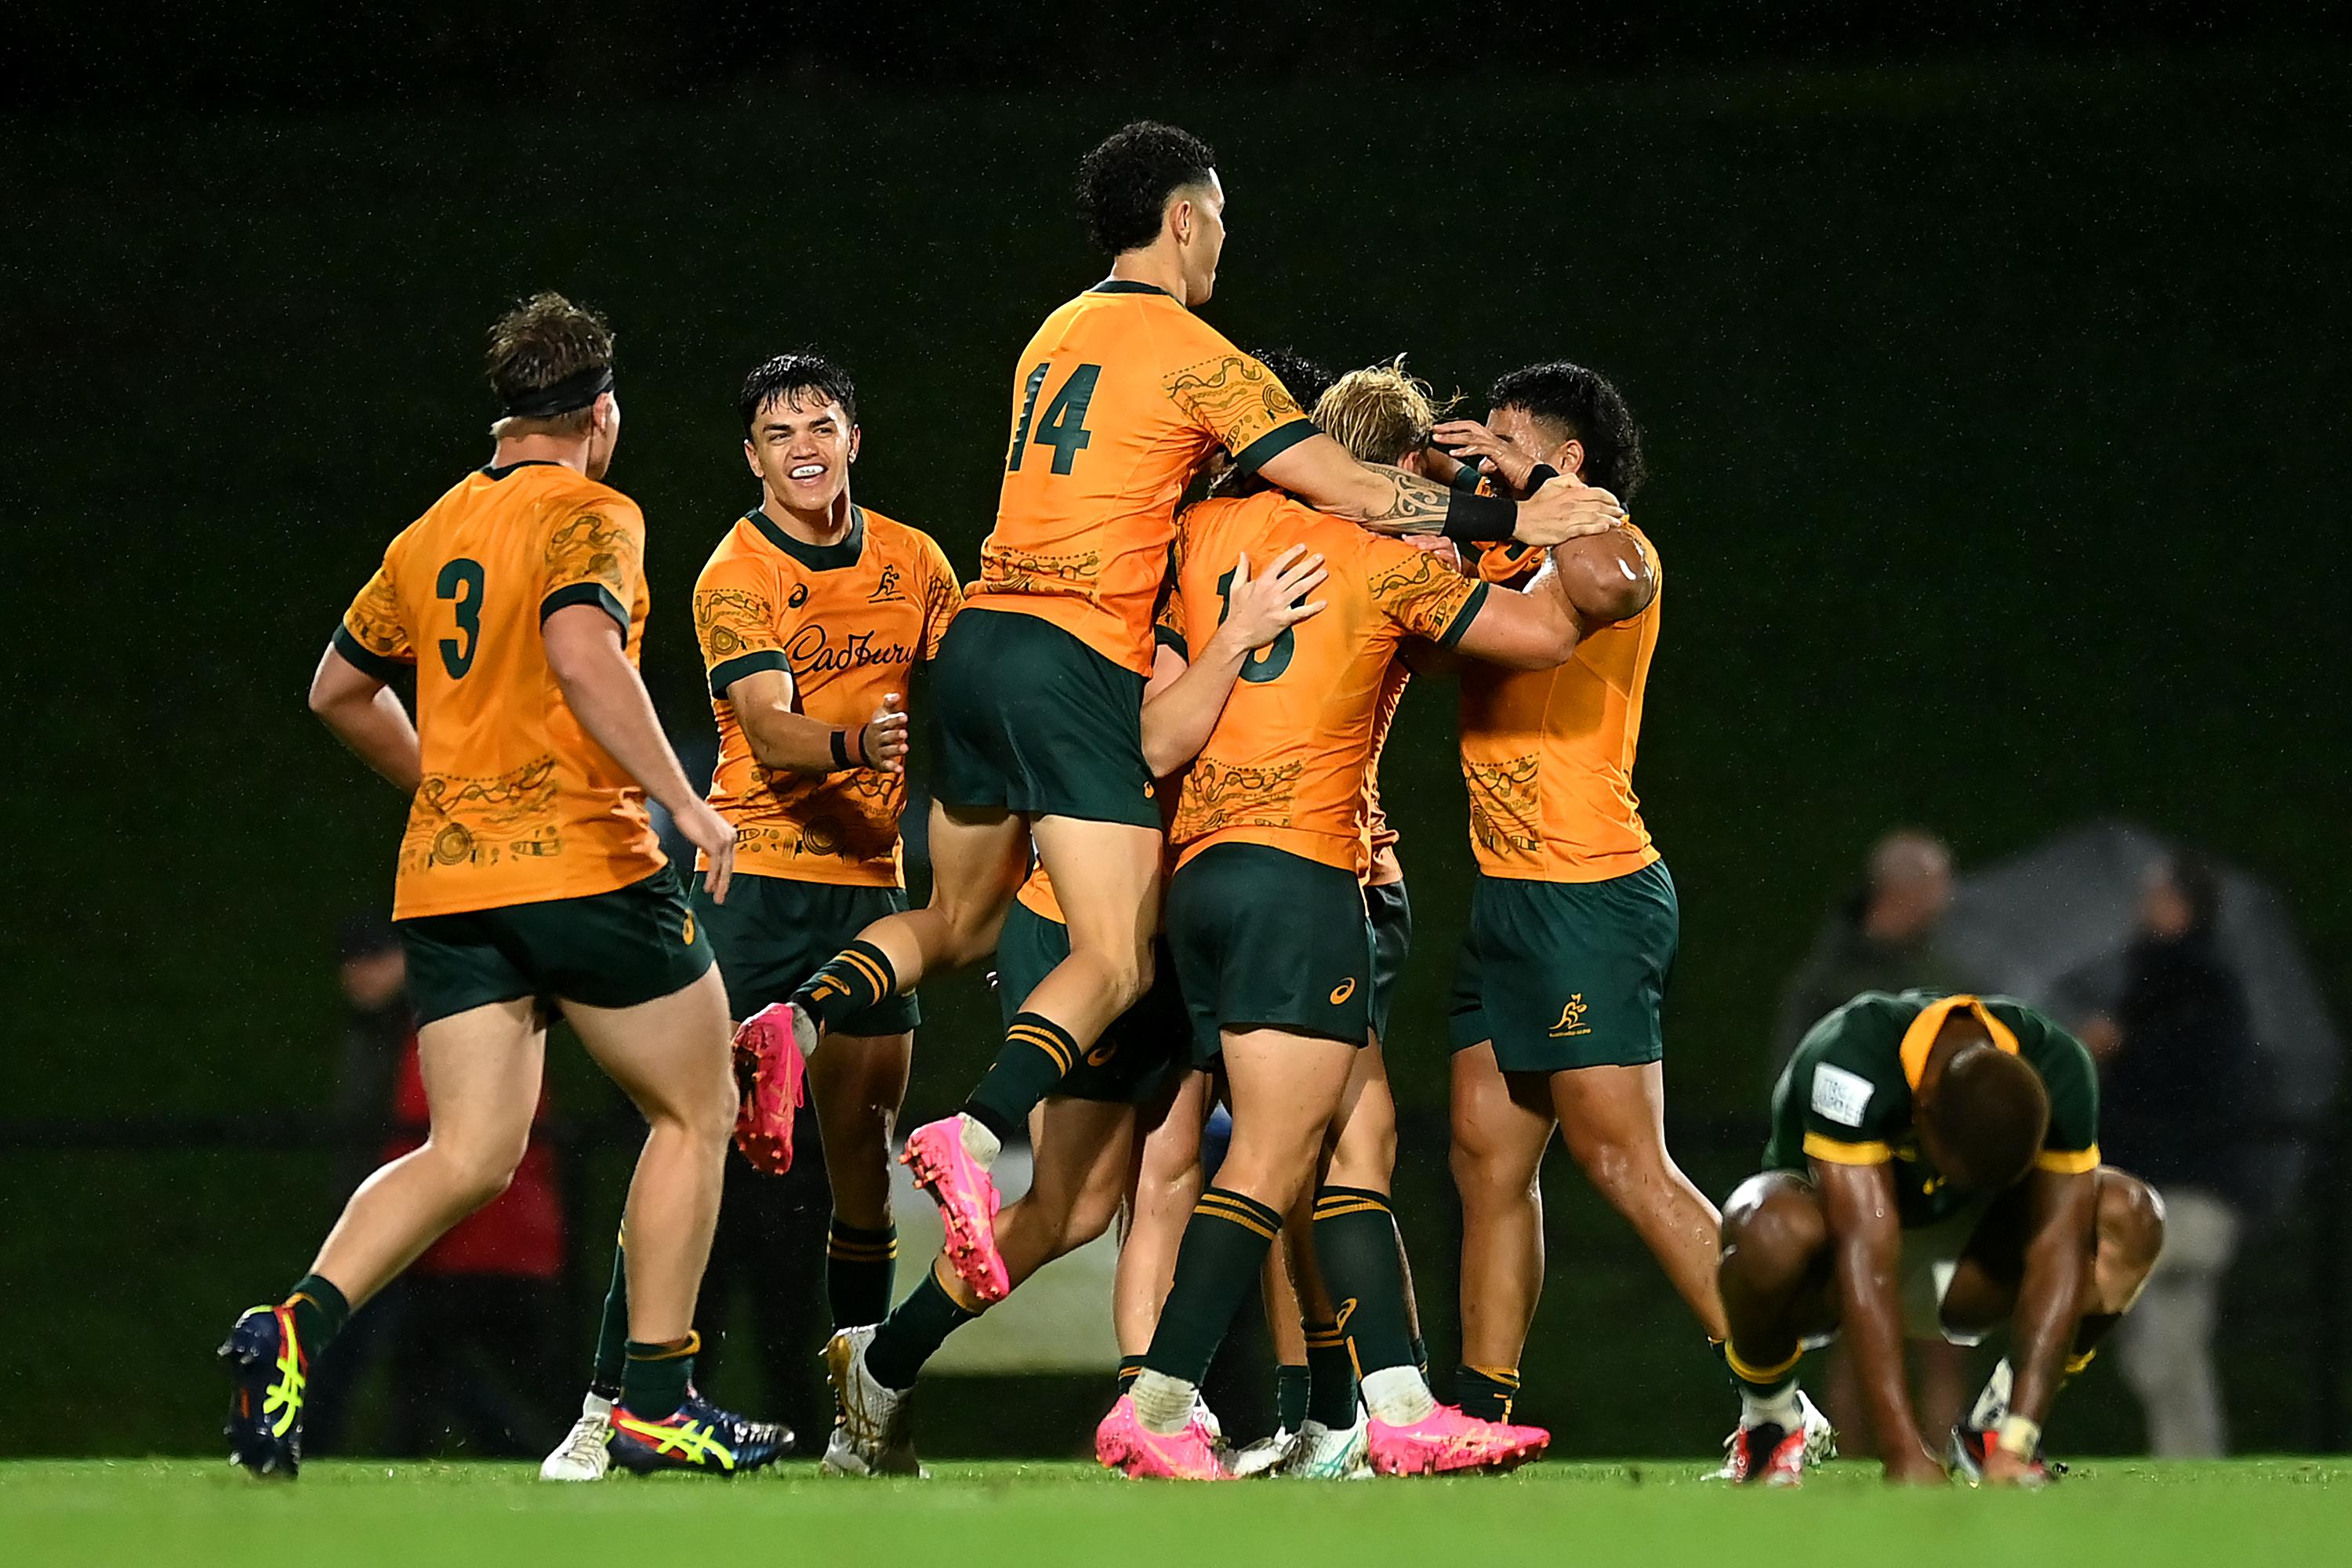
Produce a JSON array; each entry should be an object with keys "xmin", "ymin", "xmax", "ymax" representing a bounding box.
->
[
  {"xmin": 1006, "ymin": 1024, "xmax": 1076, "ymax": 1074},
  {"xmin": 2065, "ymin": 1348, "xmax": 2098, "ymax": 1377},
  {"xmin": 1465, "ymin": 1363, "xmax": 1521, "ymax": 1386},
  {"xmin": 1192, "ymin": 1198, "xmax": 1279, "ymax": 1241},
  {"xmin": 839, "ymin": 949, "xmax": 890, "ymax": 997},
  {"xmin": 1313, "ymin": 1200, "xmax": 1392, "ymax": 1221},
  {"xmin": 1723, "ymin": 1341, "xmax": 1803, "ymax": 1385},
  {"xmin": 631, "ymin": 1331, "xmax": 702, "ymax": 1362}
]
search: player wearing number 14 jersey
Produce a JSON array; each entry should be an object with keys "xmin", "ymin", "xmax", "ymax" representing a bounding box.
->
[
  {"xmin": 221, "ymin": 294, "xmax": 771, "ymax": 1479},
  {"xmin": 787, "ymin": 123, "xmax": 1630, "ymax": 1307}
]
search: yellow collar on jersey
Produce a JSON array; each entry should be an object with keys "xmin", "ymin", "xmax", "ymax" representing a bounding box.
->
[{"xmin": 1898, "ymin": 993, "xmax": 2022, "ymax": 1091}]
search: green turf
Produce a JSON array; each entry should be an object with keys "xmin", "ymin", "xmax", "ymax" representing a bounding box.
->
[{"xmin": 2, "ymin": 1459, "xmax": 2345, "ymax": 1567}]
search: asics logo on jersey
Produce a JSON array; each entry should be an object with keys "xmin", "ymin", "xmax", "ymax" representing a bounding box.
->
[
  {"xmin": 1549, "ymin": 995, "xmax": 1592, "ymax": 1036},
  {"xmin": 788, "ymin": 583, "xmax": 811, "ymax": 608},
  {"xmin": 785, "ymin": 624, "xmax": 914, "ymax": 675},
  {"xmin": 1329, "ymin": 978, "xmax": 1357, "ymax": 1005}
]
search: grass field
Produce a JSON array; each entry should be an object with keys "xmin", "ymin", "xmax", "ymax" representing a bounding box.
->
[{"xmin": 4, "ymin": 1458, "xmax": 2346, "ymax": 1567}]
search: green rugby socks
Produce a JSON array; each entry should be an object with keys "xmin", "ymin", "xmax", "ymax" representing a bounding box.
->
[
  {"xmin": 826, "ymin": 1218, "xmax": 898, "ymax": 1327},
  {"xmin": 866, "ymin": 1266, "xmax": 980, "ymax": 1391},
  {"xmin": 283, "ymin": 1274, "xmax": 350, "ymax": 1358},
  {"xmin": 1142, "ymin": 1189, "xmax": 1285, "ymax": 1390},
  {"xmin": 1304, "ymin": 1319, "xmax": 1359, "ymax": 1428},
  {"xmin": 964, "ymin": 1013, "xmax": 1081, "ymax": 1142},
  {"xmin": 793, "ymin": 939, "xmax": 898, "ymax": 1033},
  {"xmin": 1454, "ymin": 1363, "xmax": 1520, "ymax": 1422},
  {"xmin": 1311, "ymin": 1187, "xmax": 1417, "ymax": 1377},
  {"xmin": 590, "ymin": 1235, "xmax": 630, "ymax": 1398},
  {"xmin": 1724, "ymin": 1338, "xmax": 1803, "ymax": 1430},
  {"xmin": 1117, "ymin": 1355, "xmax": 1146, "ymax": 1395},
  {"xmin": 1275, "ymin": 1362, "xmax": 1311, "ymax": 1432},
  {"xmin": 621, "ymin": 1333, "xmax": 697, "ymax": 1421}
]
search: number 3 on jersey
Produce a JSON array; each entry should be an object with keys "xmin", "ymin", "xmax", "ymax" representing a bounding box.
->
[
  {"xmin": 1007, "ymin": 361, "xmax": 1101, "ymax": 475},
  {"xmin": 1216, "ymin": 564, "xmax": 1294, "ymax": 684},
  {"xmin": 437, "ymin": 557, "xmax": 484, "ymax": 678}
]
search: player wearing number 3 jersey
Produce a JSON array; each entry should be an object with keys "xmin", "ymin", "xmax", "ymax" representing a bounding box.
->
[
  {"xmin": 788, "ymin": 123, "xmax": 1635, "ymax": 1305},
  {"xmin": 220, "ymin": 294, "xmax": 768, "ymax": 1480}
]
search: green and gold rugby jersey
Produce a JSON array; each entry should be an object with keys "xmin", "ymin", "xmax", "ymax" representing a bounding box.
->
[{"xmin": 1764, "ymin": 990, "xmax": 2100, "ymax": 1228}]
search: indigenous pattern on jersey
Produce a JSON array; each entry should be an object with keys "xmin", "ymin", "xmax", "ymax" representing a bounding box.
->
[
  {"xmin": 1766, "ymin": 990, "xmax": 2103, "ymax": 1229},
  {"xmin": 1168, "ymin": 492, "xmax": 1486, "ymax": 875},
  {"xmin": 1457, "ymin": 524, "xmax": 1661, "ymax": 884},
  {"xmin": 1360, "ymin": 661, "xmax": 1410, "ymax": 878},
  {"xmin": 693, "ymin": 506, "xmax": 960, "ymax": 887},
  {"xmin": 335, "ymin": 461, "xmax": 667, "ymax": 920},
  {"xmin": 971, "ymin": 281, "xmax": 1316, "ymax": 676}
]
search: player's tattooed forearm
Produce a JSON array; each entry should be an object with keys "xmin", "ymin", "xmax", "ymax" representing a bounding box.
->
[
  {"xmin": 1163, "ymin": 354, "xmax": 1305, "ymax": 450},
  {"xmin": 694, "ymin": 586, "xmax": 783, "ymax": 660},
  {"xmin": 1358, "ymin": 464, "xmax": 1456, "ymax": 533},
  {"xmin": 545, "ymin": 510, "xmax": 641, "ymax": 594}
]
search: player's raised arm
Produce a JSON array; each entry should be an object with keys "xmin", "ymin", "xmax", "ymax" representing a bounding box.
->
[
  {"xmin": 544, "ymin": 603, "xmax": 738, "ymax": 902},
  {"xmin": 1813, "ymin": 1158, "xmax": 1947, "ymax": 1483},
  {"xmin": 1138, "ymin": 543, "xmax": 1327, "ymax": 775},
  {"xmin": 1254, "ymin": 430, "xmax": 1625, "ymax": 546}
]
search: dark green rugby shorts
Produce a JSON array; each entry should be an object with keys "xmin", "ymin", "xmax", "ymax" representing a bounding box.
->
[
  {"xmin": 397, "ymin": 862, "xmax": 716, "ymax": 1027},
  {"xmin": 927, "ymin": 606, "xmax": 1160, "ymax": 829},
  {"xmin": 692, "ymin": 873, "xmax": 920, "ymax": 1036},
  {"xmin": 1366, "ymin": 877, "xmax": 1413, "ymax": 1043},
  {"xmin": 1167, "ymin": 842, "xmax": 1374, "ymax": 1065},
  {"xmin": 1448, "ymin": 860, "xmax": 1679, "ymax": 1073},
  {"xmin": 994, "ymin": 900, "xmax": 1186, "ymax": 1105}
]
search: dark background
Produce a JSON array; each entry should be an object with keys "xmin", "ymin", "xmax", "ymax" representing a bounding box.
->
[{"xmin": 4, "ymin": 5, "xmax": 2347, "ymax": 1457}]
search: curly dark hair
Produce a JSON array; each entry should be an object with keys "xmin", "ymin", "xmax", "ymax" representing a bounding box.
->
[
  {"xmin": 1248, "ymin": 347, "xmax": 1334, "ymax": 418},
  {"xmin": 1076, "ymin": 121, "xmax": 1217, "ymax": 256},
  {"xmin": 485, "ymin": 292, "xmax": 612, "ymax": 407},
  {"xmin": 1488, "ymin": 361, "xmax": 1646, "ymax": 501},
  {"xmin": 739, "ymin": 352, "xmax": 857, "ymax": 435}
]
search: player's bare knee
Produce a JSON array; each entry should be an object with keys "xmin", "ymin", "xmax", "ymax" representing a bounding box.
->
[
  {"xmin": 2099, "ymin": 1169, "xmax": 2166, "ymax": 1278},
  {"xmin": 1720, "ymin": 1174, "xmax": 1826, "ymax": 1276},
  {"xmin": 1563, "ymin": 1123, "xmax": 1659, "ymax": 1209},
  {"xmin": 432, "ymin": 1131, "xmax": 526, "ymax": 1209}
]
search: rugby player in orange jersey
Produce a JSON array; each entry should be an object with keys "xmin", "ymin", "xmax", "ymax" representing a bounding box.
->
[
  {"xmin": 223, "ymin": 295, "xmax": 775, "ymax": 1479},
  {"xmin": 1101, "ymin": 361, "xmax": 1612, "ymax": 1481},
  {"xmin": 782, "ymin": 124, "xmax": 1628, "ymax": 1307},
  {"xmin": 1427, "ymin": 365, "xmax": 1758, "ymax": 1446},
  {"xmin": 543, "ymin": 353, "xmax": 960, "ymax": 1481}
]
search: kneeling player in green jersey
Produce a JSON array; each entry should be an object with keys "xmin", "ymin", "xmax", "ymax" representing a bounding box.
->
[
  {"xmin": 820, "ymin": 540, "xmax": 1329, "ymax": 1475},
  {"xmin": 1715, "ymin": 991, "xmax": 2165, "ymax": 1487}
]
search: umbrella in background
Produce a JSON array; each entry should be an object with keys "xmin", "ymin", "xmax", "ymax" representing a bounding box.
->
[{"xmin": 1940, "ymin": 818, "xmax": 2342, "ymax": 1227}]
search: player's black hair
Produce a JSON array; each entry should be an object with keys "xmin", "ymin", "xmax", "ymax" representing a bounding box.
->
[
  {"xmin": 1929, "ymin": 1044, "xmax": 2049, "ymax": 1192},
  {"xmin": 1077, "ymin": 121, "xmax": 1218, "ymax": 256},
  {"xmin": 739, "ymin": 353, "xmax": 857, "ymax": 435},
  {"xmin": 1250, "ymin": 347, "xmax": 1335, "ymax": 417},
  {"xmin": 1487, "ymin": 361, "xmax": 1647, "ymax": 501}
]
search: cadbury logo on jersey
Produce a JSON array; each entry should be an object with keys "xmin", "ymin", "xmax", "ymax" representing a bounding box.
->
[{"xmin": 785, "ymin": 623, "xmax": 915, "ymax": 675}]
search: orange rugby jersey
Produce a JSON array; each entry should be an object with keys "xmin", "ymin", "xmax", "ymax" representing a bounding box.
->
[
  {"xmin": 694, "ymin": 506, "xmax": 961, "ymax": 887},
  {"xmin": 971, "ymin": 281, "xmax": 1316, "ymax": 676},
  {"xmin": 1168, "ymin": 493, "xmax": 1488, "ymax": 876},
  {"xmin": 1360, "ymin": 662, "xmax": 1410, "ymax": 882},
  {"xmin": 1457, "ymin": 524, "xmax": 1662, "ymax": 883},
  {"xmin": 334, "ymin": 460, "xmax": 668, "ymax": 920}
]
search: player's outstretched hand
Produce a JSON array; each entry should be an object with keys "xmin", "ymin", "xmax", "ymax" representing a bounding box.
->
[
  {"xmin": 1512, "ymin": 472, "xmax": 1626, "ymax": 547},
  {"xmin": 1883, "ymin": 1442, "xmax": 1951, "ymax": 1486},
  {"xmin": 1218, "ymin": 546, "xmax": 1328, "ymax": 651},
  {"xmin": 860, "ymin": 694, "xmax": 910, "ymax": 775},
  {"xmin": 1431, "ymin": 419, "xmax": 1538, "ymax": 495},
  {"xmin": 678, "ymin": 800, "xmax": 739, "ymax": 905}
]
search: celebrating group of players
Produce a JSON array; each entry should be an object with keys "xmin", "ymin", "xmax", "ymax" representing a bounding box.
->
[{"xmin": 221, "ymin": 122, "xmax": 2168, "ymax": 1489}]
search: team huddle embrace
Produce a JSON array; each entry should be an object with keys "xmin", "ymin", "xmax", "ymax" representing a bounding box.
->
[{"xmin": 222, "ymin": 122, "xmax": 2165, "ymax": 1489}]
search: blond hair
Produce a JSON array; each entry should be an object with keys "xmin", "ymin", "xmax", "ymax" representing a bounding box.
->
[{"xmin": 1312, "ymin": 357, "xmax": 1451, "ymax": 466}]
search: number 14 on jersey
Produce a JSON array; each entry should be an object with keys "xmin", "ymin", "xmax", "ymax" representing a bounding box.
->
[{"xmin": 1007, "ymin": 361, "xmax": 1102, "ymax": 475}]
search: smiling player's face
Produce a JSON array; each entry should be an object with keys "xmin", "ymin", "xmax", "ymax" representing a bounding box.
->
[{"xmin": 745, "ymin": 392, "xmax": 858, "ymax": 517}]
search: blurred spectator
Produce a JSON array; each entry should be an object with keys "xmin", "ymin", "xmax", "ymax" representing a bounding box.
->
[
  {"xmin": 303, "ymin": 916, "xmax": 568, "ymax": 1457},
  {"xmin": 2080, "ymin": 851, "xmax": 2253, "ymax": 1457},
  {"xmin": 1776, "ymin": 830, "xmax": 1976, "ymax": 1456},
  {"xmin": 1775, "ymin": 829, "xmax": 1969, "ymax": 1065}
]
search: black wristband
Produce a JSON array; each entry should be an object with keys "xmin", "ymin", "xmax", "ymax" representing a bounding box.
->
[
  {"xmin": 1442, "ymin": 487, "xmax": 1519, "ymax": 543},
  {"xmin": 829, "ymin": 729, "xmax": 854, "ymax": 770},
  {"xmin": 1447, "ymin": 461, "xmax": 1486, "ymax": 494},
  {"xmin": 855, "ymin": 724, "xmax": 874, "ymax": 768},
  {"xmin": 1523, "ymin": 463, "xmax": 1561, "ymax": 492}
]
